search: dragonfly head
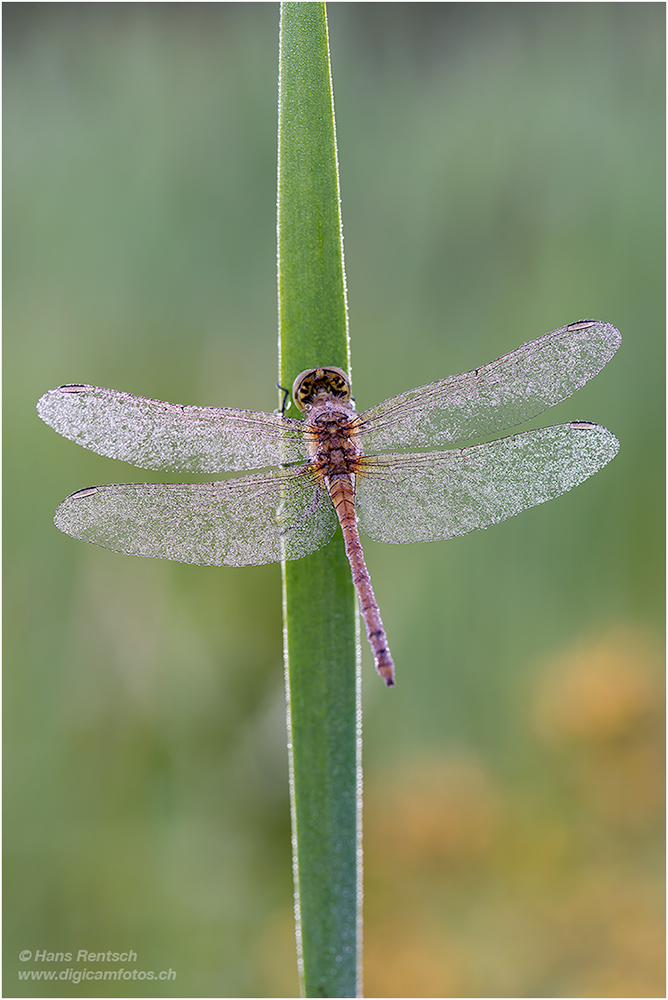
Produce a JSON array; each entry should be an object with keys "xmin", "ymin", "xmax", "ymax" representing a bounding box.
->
[{"xmin": 292, "ymin": 367, "xmax": 352, "ymax": 411}]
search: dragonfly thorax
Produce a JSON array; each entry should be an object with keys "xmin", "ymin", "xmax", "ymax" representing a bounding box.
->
[
  {"xmin": 305, "ymin": 400, "xmax": 363, "ymax": 476},
  {"xmin": 292, "ymin": 366, "xmax": 352, "ymax": 411}
]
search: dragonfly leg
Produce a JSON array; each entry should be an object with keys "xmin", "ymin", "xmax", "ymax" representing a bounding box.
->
[{"xmin": 275, "ymin": 383, "xmax": 290, "ymax": 415}]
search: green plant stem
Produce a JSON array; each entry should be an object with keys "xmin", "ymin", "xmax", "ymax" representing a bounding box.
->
[{"xmin": 277, "ymin": 3, "xmax": 360, "ymax": 997}]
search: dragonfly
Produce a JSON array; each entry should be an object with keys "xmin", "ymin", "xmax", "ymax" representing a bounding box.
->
[{"xmin": 37, "ymin": 320, "xmax": 620, "ymax": 686}]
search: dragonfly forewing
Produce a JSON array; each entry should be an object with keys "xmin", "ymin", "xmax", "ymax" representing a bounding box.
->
[
  {"xmin": 54, "ymin": 467, "xmax": 337, "ymax": 566},
  {"xmin": 37, "ymin": 385, "xmax": 309, "ymax": 473},
  {"xmin": 356, "ymin": 422, "xmax": 619, "ymax": 544},
  {"xmin": 357, "ymin": 321, "xmax": 621, "ymax": 452}
]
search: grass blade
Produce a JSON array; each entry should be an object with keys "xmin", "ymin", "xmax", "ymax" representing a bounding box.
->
[{"xmin": 277, "ymin": 3, "xmax": 360, "ymax": 996}]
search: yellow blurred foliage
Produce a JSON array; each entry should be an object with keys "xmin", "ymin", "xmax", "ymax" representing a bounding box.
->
[
  {"xmin": 257, "ymin": 909, "xmax": 301, "ymax": 999},
  {"xmin": 363, "ymin": 918, "xmax": 465, "ymax": 998},
  {"xmin": 532, "ymin": 626, "xmax": 662, "ymax": 742},
  {"xmin": 366, "ymin": 756, "xmax": 501, "ymax": 869},
  {"xmin": 361, "ymin": 626, "xmax": 664, "ymax": 998},
  {"xmin": 533, "ymin": 627, "xmax": 664, "ymax": 832}
]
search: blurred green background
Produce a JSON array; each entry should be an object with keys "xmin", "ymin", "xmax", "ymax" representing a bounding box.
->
[{"xmin": 4, "ymin": 3, "xmax": 664, "ymax": 997}]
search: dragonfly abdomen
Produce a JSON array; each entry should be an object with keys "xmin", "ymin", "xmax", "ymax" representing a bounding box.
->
[{"xmin": 327, "ymin": 474, "xmax": 395, "ymax": 687}]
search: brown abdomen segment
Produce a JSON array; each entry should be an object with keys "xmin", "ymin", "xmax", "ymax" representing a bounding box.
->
[{"xmin": 327, "ymin": 475, "xmax": 395, "ymax": 686}]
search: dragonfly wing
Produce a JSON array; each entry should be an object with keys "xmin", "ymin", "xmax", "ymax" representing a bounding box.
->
[
  {"xmin": 356, "ymin": 321, "xmax": 621, "ymax": 450},
  {"xmin": 356, "ymin": 422, "xmax": 619, "ymax": 543},
  {"xmin": 53, "ymin": 467, "xmax": 337, "ymax": 566},
  {"xmin": 37, "ymin": 385, "xmax": 308, "ymax": 472}
]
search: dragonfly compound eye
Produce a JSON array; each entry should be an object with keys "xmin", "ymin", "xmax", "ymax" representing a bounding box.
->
[{"xmin": 292, "ymin": 366, "xmax": 351, "ymax": 411}]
